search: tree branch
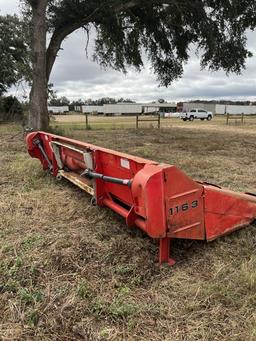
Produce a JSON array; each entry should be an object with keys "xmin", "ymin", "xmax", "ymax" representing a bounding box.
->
[
  {"xmin": 113, "ymin": 0, "xmax": 141, "ymax": 12},
  {"xmin": 46, "ymin": 1, "xmax": 142, "ymax": 80},
  {"xmin": 46, "ymin": 6, "xmax": 104, "ymax": 80}
]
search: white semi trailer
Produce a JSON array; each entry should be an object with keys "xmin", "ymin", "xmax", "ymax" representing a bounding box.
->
[
  {"xmin": 80, "ymin": 102, "xmax": 177, "ymax": 116},
  {"xmin": 103, "ymin": 102, "xmax": 176, "ymax": 116},
  {"xmin": 81, "ymin": 105, "xmax": 104, "ymax": 115},
  {"xmin": 216, "ymin": 104, "xmax": 256, "ymax": 115},
  {"xmin": 103, "ymin": 103, "xmax": 143, "ymax": 115},
  {"xmin": 48, "ymin": 106, "xmax": 69, "ymax": 114}
]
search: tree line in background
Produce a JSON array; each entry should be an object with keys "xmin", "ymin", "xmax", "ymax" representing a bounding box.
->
[
  {"xmin": 48, "ymin": 96, "xmax": 135, "ymax": 107},
  {"xmin": 0, "ymin": 1, "xmax": 256, "ymax": 129}
]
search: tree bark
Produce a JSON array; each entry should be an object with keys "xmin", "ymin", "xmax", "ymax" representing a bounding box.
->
[{"xmin": 28, "ymin": 0, "xmax": 48, "ymax": 130}]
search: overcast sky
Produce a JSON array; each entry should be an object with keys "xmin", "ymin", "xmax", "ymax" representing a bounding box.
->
[{"xmin": 1, "ymin": 0, "xmax": 256, "ymax": 102}]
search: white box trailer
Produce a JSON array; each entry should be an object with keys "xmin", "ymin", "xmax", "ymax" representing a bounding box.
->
[
  {"xmin": 103, "ymin": 103, "xmax": 143, "ymax": 115},
  {"xmin": 79, "ymin": 102, "xmax": 177, "ymax": 116},
  {"xmin": 81, "ymin": 105, "xmax": 104, "ymax": 114},
  {"xmin": 214, "ymin": 105, "xmax": 225, "ymax": 114},
  {"xmin": 103, "ymin": 102, "xmax": 177, "ymax": 116},
  {"xmin": 48, "ymin": 106, "xmax": 69, "ymax": 114},
  {"xmin": 216, "ymin": 104, "xmax": 256, "ymax": 115},
  {"xmin": 182, "ymin": 102, "xmax": 216, "ymax": 114}
]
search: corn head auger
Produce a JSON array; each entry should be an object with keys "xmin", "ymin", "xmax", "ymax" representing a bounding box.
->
[{"xmin": 26, "ymin": 131, "xmax": 256, "ymax": 266}]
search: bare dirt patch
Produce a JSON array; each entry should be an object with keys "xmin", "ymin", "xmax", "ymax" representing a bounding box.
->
[{"xmin": 1, "ymin": 122, "xmax": 256, "ymax": 340}]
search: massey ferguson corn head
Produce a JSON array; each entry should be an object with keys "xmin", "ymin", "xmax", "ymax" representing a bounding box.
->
[{"xmin": 26, "ymin": 131, "xmax": 256, "ymax": 265}]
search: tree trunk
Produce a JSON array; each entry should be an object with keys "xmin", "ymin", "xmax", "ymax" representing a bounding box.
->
[
  {"xmin": 28, "ymin": 0, "xmax": 139, "ymax": 130},
  {"xmin": 28, "ymin": 0, "xmax": 48, "ymax": 131}
]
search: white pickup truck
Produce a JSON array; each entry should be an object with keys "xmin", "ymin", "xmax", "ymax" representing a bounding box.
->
[{"xmin": 180, "ymin": 109, "xmax": 213, "ymax": 121}]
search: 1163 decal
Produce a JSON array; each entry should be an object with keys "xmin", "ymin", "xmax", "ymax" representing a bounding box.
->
[{"xmin": 169, "ymin": 200, "xmax": 198, "ymax": 215}]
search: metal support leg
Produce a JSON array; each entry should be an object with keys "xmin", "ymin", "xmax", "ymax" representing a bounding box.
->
[{"xmin": 159, "ymin": 238, "xmax": 176, "ymax": 266}]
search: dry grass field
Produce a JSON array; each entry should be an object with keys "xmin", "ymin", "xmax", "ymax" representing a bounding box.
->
[
  {"xmin": 1, "ymin": 117, "xmax": 256, "ymax": 340},
  {"xmin": 52, "ymin": 113, "xmax": 256, "ymax": 134}
]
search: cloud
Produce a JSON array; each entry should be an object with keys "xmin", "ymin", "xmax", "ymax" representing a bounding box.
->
[
  {"xmin": 50, "ymin": 28, "xmax": 256, "ymax": 102},
  {"xmin": 0, "ymin": 0, "xmax": 19, "ymax": 15}
]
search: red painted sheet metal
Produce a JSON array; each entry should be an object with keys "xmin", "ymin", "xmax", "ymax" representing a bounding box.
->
[
  {"xmin": 163, "ymin": 166, "xmax": 205, "ymax": 240},
  {"xmin": 26, "ymin": 131, "xmax": 157, "ymax": 165},
  {"xmin": 26, "ymin": 131, "xmax": 256, "ymax": 265},
  {"xmin": 204, "ymin": 185, "xmax": 256, "ymax": 240}
]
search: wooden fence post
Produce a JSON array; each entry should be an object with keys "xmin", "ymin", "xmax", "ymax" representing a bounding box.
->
[
  {"xmin": 226, "ymin": 113, "xmax": 229, "ymax": 125},
  {"xmin": 85, "ymin": 113, "xmax": 89, "ymax": 129}
]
